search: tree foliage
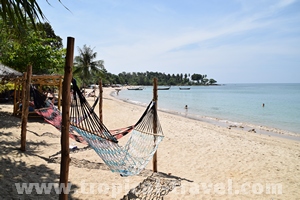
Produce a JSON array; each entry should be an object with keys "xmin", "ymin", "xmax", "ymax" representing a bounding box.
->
[
  {"xmin": 102, "ymin": 72, "xmax": 217, "ymax": 86},
  {"xmin": 36, "ymin": 22, "xmax": 63, "ymax": 49},
  {"xmin": 0, "ymin": 0, "xmax": 45, "ymax": 28},
  {"xmin": 191, "ymin": 73, "xmax": 202, "ymax": 83},
  {"xmin": 0, "ymin": 0, "xmax": 67, "ymax": 33},
  {"xmin": 0, "ymin": 20, "xmax": 65, "ymax": 74},
  {"xmin": 73, "ymin": 45, "xmax": 106, "ymax": 88}
]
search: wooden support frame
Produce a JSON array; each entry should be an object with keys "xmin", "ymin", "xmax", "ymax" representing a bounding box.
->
[{"xmin": 12, "ymin": 74, "xmax": 63, "ymax": 116}]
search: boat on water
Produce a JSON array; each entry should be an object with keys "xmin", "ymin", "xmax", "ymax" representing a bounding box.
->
[
  {"xmin": 179, "ymin": 87, "xmax": 191, "ymax": 90},
  {"xmin": 127, "ymin": 87, "xmax": 143, "ymax": 90},
  {"xmin": 157, "ymin": 86, "xmax": 171, "ymax": 90}
]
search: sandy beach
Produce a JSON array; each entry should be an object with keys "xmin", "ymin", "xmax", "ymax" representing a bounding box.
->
[{"xmin": 0, "ymin": 87, "xmax": 300, "ymax": 199}]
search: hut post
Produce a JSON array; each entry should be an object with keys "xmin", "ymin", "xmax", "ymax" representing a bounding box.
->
[
  {"xmin": 20, "ymin": 65, "xmax": 32, "ymax": 151},
  {"xmin": 17, "ymin": 79, "xmax": 22, "ymax": 114},
  {"xmin": 152, "ymin": 78, "xmax": 158, "ymax": 172},
  {"xmin": 59, "ymin": 37, "xmax": 74, "ymax": 200},
  {"xmin": 99, "ymin": 79, "xmax": 103, "ymax": 122},
  {"xmin": 13, "ymin": 78, "xmax": 17, "ymax": 115}
]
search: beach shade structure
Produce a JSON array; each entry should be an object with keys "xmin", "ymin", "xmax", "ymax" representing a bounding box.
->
[{"xmin": 69, "ymin": 79, "xmax": 164, "ymax": 176}]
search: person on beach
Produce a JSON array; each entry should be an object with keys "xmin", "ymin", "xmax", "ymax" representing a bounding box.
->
[
  {"xmin": 88, "ymin": 89, "xmax": 96, "ymax": 97},
  {"xmin": 185, "ymin": 105, "xmax": 188, "ymax": 109},
  {"xmin": 47, "ymin": 90, "xmax": 57, "ymax": 104}
]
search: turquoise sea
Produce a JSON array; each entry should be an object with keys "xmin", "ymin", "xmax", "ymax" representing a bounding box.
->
[{"xmin": 114, "ymin": 84, "xmax": 300, "ymax": 135}]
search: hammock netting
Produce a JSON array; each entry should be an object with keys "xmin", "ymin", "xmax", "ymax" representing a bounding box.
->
[
  {"xmin": 34, "ymin": 101, "xmax": 88, "ymax": 144},
  {"xmin": 31, "ymin": 87, "xmax": 95, "ymax": 144},
  {"xmin": 70, "ymin": 79, "xmax": 164, "ymax": 176},
  {"xmin": 31, "ymin": 87, "xmax": 134, "ymax": 144},
  {"xmin": 31, "ymin": 79, "xmax": 164, "ymax": 176}
]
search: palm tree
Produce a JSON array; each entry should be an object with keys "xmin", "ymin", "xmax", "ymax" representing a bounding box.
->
[
  {"xmin": 1, "ymin": 1, "xmax": 44, "ymax": 26},
  {"xmin": 73, "ymin": 44, "xmax": 105, "ymax": 88},
  {"xmin": 0, "ymin": 1, "xmax": 67, "ymax": 32}
]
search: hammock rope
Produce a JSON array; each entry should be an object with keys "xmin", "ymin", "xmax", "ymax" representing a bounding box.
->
[
  {"xmin": 30, "ymin": 86, "xmax": 132, "ymax": 144},
  {"xmin": 71, "ymin": 79, "xmax": 164, "ymax": 176},
  {"xmin": 30, "ymin": 80, "xmax": 164, "ymax": 176},
  {"xmin": 31, "ymin": 87, "xmax": 96, "ymax": 144}
]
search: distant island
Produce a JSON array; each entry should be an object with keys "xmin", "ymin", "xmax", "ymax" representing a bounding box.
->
[{"xmin": 104, "ymin": 71, "xmax": 218, "ymax": 86}]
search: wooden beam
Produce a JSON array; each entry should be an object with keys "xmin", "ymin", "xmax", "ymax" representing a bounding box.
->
[
  {"xmin": 152, "ymin": 78, "xmax": 158, "ymax": 172},
  {"xmin": 59, "ymin": 37, "xmax": 74, "ymax": 200},
  {"xmin": 13, "ymin": 74, "xmax": 64, "ymax": 115},
  {"xmin": 20, "ymin": 65, "xmax": 32, "ymax": 151}
]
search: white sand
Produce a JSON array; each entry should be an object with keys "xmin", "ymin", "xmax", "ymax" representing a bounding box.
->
[{"xmin": 0, "ymin": 87, "xmax": 299, "ymax": 199}]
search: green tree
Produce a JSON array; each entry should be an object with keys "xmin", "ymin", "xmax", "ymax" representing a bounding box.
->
[
  {"xmin": 73, "ymin": 45, "xmax": 105, "ymax": 88},
  {"xmin": 36, "ymin": 22, "xmax": 63, "ymax": 49},
  {"xmin": 202, "ymin": 78, "xmax": 209, "ymax": 85},
  {"xmin": 209, "ymin": 79, "xmax": 217, "ymax": 85},
  {"xmin": 202, "ymin": 74, "xmax": 207, "ymax": 84},
  {"xmin": 191, "ymin": 73, "xmax": 202, "ymax": 84},
  {"xmin": 0, "ymin": 20, "xmax": 65, "ymax": 74}
]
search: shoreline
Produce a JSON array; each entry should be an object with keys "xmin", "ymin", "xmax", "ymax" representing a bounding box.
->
[{"xmin": 110, "ymin": 89, "xmax": 300, "ymax": 142}]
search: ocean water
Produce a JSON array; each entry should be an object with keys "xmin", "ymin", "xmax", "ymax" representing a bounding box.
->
[{"xmin": 114, "ymin": 84, "xmax": 300, "ymax": 134}]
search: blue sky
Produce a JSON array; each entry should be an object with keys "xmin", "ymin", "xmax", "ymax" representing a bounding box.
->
[{"xmin": 39, "ymin": 0, "xmax": 300, "ymax": 83}]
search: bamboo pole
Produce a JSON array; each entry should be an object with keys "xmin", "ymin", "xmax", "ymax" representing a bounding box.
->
[
  {"xmin": 20, "ymin": 65, "xmax": 32, "ymax": 151},
  {"xmin": 152, "ymin": 78, "xmax": 158, "ymax": 172},
  {"xmin": 59, "ymin": 37, "xmax": 74, "ymax": 200},
  {"xmin": 99, "ymin": 79, "xmax": 103, "ymax": 122}
]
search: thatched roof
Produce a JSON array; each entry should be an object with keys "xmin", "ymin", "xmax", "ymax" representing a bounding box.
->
[
  {"xmin": 0, "ymin": 64, "xmax": 22, "ymax": 77},
  {"xmin": 0, "ymin": 64, "xmax": 22, "ymax": 76}
]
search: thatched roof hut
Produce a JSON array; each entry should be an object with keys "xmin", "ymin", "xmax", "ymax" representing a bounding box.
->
[{"xmin": 0, "ymin": 64, "xmax": 63, "ymax": 115}]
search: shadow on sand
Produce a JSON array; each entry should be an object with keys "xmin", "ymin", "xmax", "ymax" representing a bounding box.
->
[{"xmin": 0, "ymin": 110, "xmax": 80, "ymax": 199}]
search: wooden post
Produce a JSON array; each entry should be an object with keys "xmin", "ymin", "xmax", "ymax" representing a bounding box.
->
[
  {"xmin": 58, "ymin": 77, "xmax": 63, "ymax": 110},
  {"xmin": 20, "ymin": 65, "xmax": 32, "ymax": 151},
  {"xmin": 13, "ymin": 79, "xmax": 17, "ymax": 115},
  {"xmin": 99, "ymin": 79, "xmax": 103, "ymax": 122},
  {"xmin": 59, "ymin": 37, "xmax": 74, "ymax": 200},
  {"xmin": 13, "ymin": 77, "xmax": 21, "ymax": 115},
  {"xmin": 16, "ymin": 80, "xmax": 22, "ymax": 115},
  {"xmin": 20, "ymin": 73, "xmax": 27, "ymax": 148},
  {"xmin": 152, "ymin": 78, "xmax": 158, "ymax": 172}
]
